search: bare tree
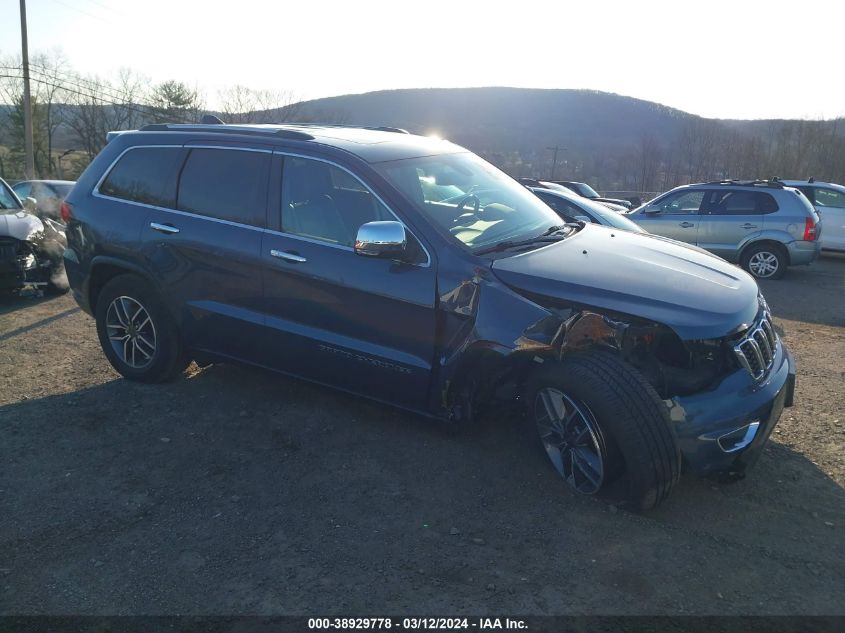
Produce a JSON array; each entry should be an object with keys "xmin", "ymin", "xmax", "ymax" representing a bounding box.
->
[
  {"xmin": 218, "ymin": 84, "xmax": 303, "ymax": 123},
  {"xmin": 636, "ymin": 132, "xmax": 661, "ymax": 192},
  {"xmin": 63, "ymin": 71, "xmax": 148, "ymax": 160}
]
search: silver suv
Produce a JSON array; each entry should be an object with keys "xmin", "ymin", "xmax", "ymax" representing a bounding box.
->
[
  {"xmin": 782, "ymin": 179, "xmax": 845, "ymax": 252},
  {"xmin": 630, "ymin": 180, "xmax": 821, "ymax": 279}
]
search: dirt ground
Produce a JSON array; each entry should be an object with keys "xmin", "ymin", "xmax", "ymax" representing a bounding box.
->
[{"xmin": 1, "ymin": 254, "xmax": 843, "ymax": 616}]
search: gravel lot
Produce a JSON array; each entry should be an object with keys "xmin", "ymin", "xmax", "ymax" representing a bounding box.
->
[{"xmin": 1, "ymin": 254, "xmax": 843, "ymax": 616}]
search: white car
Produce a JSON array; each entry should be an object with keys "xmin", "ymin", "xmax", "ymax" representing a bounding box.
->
[{"xmin": 783, "ymin": 179, "xmax": 845, "ymax": 251}]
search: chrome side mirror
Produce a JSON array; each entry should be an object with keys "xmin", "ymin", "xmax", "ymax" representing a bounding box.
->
[
  {"xmin": 23, "ymin": 196, "xmax": 37, "ymax": 213},
  {"xmin": 354, "ymin": 221, "xmax": 407, "ymax": 258}
]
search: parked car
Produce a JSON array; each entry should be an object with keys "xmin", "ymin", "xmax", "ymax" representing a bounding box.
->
[
  {"xmin": 12, "ymin": 179, "xmax": 75, "ymax": 220},
  {"xmin": 519, "ymin": 178, "xmax": 629, "ymax": 212},
  {"xmin": 63, "ymin": 123, "xmax": 795, "ymax": 510},
  {"xmin": 630, "ymin": 180, "xmax": 821, "ymax": 280},
  {"xmin": 529, "ymin": 186, "xmax": 646, "ymax": 233},
  {"xmin": 782, "ymin": 179, "xmax": 845, "ymax": 252},
  {"xmin": 0, "ymin": 177, "xmax": 68, "ymax": 294},
  {"xmin": 551, "ymin": 181, "xmax": 632, "ymax": 209}
]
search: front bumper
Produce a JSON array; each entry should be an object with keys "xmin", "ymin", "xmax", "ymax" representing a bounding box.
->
[
  {"xmin": 0, "ymin": 251, "xmax": 42, "ymax": 290},
  {"xmin": 668, "ymin": 340, "xmax": 795, "ymax": 477}
]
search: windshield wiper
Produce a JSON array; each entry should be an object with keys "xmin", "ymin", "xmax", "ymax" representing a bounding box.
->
[{"xmin": 475, "ymin": 225, "xmax": 570, "ymax": 255}]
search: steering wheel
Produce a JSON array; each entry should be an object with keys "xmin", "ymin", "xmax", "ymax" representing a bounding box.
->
[{"xmin": 452, "ymin": 194, "xmax": 481, "ymax": 225}]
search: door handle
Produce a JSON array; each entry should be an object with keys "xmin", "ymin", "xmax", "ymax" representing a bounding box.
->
[
  {"xmin": 270, "ymin": 249, "xmax": 307, "ymax": 263},
  {"xmin": 150, "ymin": 222, "xmax": 179, "ymax": 234},
  {"xmin": 678, "ymin": 221, "xmax": 695, "ymax": 228},
  {"xmin": 741, "ymin": 223, "xmax": 758, "ymax": 229}
]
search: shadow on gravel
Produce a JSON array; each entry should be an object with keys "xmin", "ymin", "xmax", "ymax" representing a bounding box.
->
[
  {"xmin": 0, "ymin": 292, "xmax": 63, "ymax": 317},
  {"xmin": 2, "ymin": 362, "xmax": 844, "ymax": 614},
  {"xmin": 0, "ymin": 305, "xmax": 80, "ymax": 341},
  {"xmin": 759, "ymin": 253, "xmax": 845, "ymax": 328}
]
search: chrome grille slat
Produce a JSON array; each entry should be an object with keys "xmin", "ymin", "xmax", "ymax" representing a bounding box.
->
[
  {"xmin": 733, "ymin": 311, "xmax": 778, "ymax": 381},
  {"xmin": 754, "ymin": 330, "xmax": 772, "ymax": 364}
]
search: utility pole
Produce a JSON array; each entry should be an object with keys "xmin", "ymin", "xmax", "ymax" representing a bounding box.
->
[
  {"xmin": 547, "ymin": 145, "xmax": 565, "ymax": 180},
  {"xmin": 19, "ymin": 0, "xmax": 36, "ymax": 179}
]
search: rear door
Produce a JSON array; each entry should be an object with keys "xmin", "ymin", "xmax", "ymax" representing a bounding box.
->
[
  {"xmin": 259, "ymin": 153, "xmax": 437, "ymax": 409},
  {"xmin": 633, "ymin": 189, "xmax": 704, "ymax": 243},
  {"xmin": 697, "ymin": 190, "xmax": 773, "ymax": 260},
  {"xmin": 137, "ymin": 145, "xmax": 271, "ymax": 361},
  {"xmin": 813, "ymin": 187, "xmax": 845, "ymax": 250}
]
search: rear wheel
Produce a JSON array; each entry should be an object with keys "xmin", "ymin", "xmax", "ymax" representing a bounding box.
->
[
  {"xmin": 526, "ymin": 351, "xmax": 681, "ymax": 511},
  {"xmin": 95, "ymin": 274, "xmax": 189, "ymax": 382},
  {"xmin": 741, "ymin": 243, "xmax": 787, "ymax": 280}
]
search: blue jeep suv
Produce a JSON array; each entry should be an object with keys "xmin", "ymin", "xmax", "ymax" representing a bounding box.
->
[{"xmin": 62, "ymin": 123, "xmax": 796, "ymax": 510}]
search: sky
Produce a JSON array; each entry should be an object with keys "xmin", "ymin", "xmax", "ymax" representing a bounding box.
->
[{"xmin": 2, "ymin": 0, "xmax": 844, "ymax": 120}]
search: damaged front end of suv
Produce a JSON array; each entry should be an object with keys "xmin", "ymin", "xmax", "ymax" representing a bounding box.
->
[
  {"xmin": 0, "ymin": 207, "xmax": 68, "ymax": 294},
  {"xmin": 438, "ymin": 224, "xmax": 795, "ymax": 509}
]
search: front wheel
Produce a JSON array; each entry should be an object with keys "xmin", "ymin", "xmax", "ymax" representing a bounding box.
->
[{"xmin": 526, "ymin": 351, "xmax": 681, "ymax": 511}]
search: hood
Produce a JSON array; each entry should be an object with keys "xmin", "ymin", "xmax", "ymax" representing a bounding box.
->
[
  {"xmin": 0, "ymin": 211, "xmax": 44, "ymax": 242},
  {"xmin": 594, "ymin": 197, "xmax": 631, "ymax": 208},
  {"xmin": 491, "ymin": 224, "xmax": 760, "ymax": 340}
]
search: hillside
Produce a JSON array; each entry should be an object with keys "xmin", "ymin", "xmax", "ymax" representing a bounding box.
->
[
  {"xmin": 292, "ymin": 87, "xmax": 696, "ymax": 153},
  {"xmin": 3, "ymin": 87, "xmax": 843, "ymax": 188}
]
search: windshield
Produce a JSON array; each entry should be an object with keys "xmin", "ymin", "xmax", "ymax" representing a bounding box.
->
[
  {"xmin": 377, "ymin": 153, "xmax": 562, "ymax": 251},
  {"xmin": 574, "ymin": 183, "xmax": 601, "ymax": 198},
  {"xmin": 0, "ymin": 180, "xmax": 22, "ymax": 211}
]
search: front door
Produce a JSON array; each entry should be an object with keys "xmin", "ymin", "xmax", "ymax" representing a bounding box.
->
[
  {"xmin": 697, "ymin": 190, "xmax": 771, "ymax": 261},
  {"xmin": 634, "ymin": 189, "xmax": 704, "ymax": 244},
  {"xmin": 260, "ymin": 154, "xmax": 437, "ymax": 410}
]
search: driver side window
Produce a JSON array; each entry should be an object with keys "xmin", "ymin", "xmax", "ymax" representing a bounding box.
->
[
  {"xmin": 281, "ymin": 157, "xmax": 392, "ymax": 247},
  {"xmin": 657, "ymin": 190, "xmax": 705, "ymax": 215}
]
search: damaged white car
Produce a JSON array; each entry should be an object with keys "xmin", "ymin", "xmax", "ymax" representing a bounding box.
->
[{"xmin": 0, "ymin": 176, "xmax": 68, "ymax": 295}]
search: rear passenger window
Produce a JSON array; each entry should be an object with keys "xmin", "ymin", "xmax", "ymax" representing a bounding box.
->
[
  {"xmin": 709, "ymin": 191, "xmax": 779, "ymax": 215},
  {"xmin": 815, "ymin": 188, "xmax": 845, "ymax": 208},
  {"xmin": 177, "ymin": 148, "xmax": 270, "ymax": 227},
  {"xmin": 99, "ymin": 147, "xmax": 182, "ymax": 207}
]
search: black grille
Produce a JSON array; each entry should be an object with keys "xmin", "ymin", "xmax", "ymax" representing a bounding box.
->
[
  {"xmin": 733, "ymin": 312, "xmax": 777, "ymax": 381},
  {"xmin": 0, "ymin": 238, "xmax": 21, "ymax": 262}
]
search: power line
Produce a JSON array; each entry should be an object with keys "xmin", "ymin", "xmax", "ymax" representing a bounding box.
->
[
  {"xmin": 24, "ymin": 62, "xmax": 155, "ymax": 107},
  {"xmin": 0, "ymin": 73, "xmax": 194, "ymax": 124},
  {"xmin": 47, "ymin": 0, "xmax": 112, "ymax": 23},
  {"xmin": 79, "ymin": 0, "xmax": 125, "ymax": 15},
  {"xmin": 2, "ymin": 63, "xmax": 199, "ymax": 124}
]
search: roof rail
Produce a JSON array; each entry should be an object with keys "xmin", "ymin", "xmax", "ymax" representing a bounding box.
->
[
  {"xmin": 278, "ymin": 123, "xmax": 410, "ymax": 135},
  {"xmin": 362, "ymin": 126, "xmax": 410, "ymax": 134},
  {"xmin": 137, "ymin": 123, "xmax": 315, "ymax": 141},
  {"xmin": 702, "ymin": 179, "xmax": 785, "ymax": 189}
]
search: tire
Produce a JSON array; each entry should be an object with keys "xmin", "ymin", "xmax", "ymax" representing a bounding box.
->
[
  {"xmin": 741, "ymin": 243, "xmax": 787, "ymax": 280},
  {"xmin": 95, "ymin": 274, "xmax": 189, "ymax": 382},
  {"xmin": 525, "ymin": 351, "xmax": 681, "ymax": 511}
]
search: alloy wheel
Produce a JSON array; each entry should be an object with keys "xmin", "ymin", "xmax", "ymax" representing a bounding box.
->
[
  {"xmin": 748, "ymin": 251, "xmax": 779, "ymax": 278},
  {"xmin": 106, "ymin": 295, "xmax": 157, "ymax": 369},
  {"xmin": 534, "ymin": 388, "xmax": 606, "ymax": 494}
]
